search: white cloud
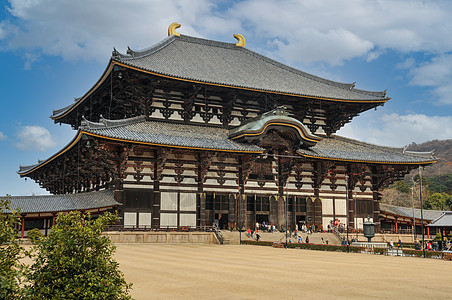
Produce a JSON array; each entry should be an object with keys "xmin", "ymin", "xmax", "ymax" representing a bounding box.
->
[
  {"xmin": 338, "ymin": 111, "xmax": 452, "ymax": 147},
  {"xmin": 2, "ymin": 0, "xmax": 452, "ymax": 103},
  {"xmin": 15, "ymin": 125, "xmax": 57, "ymax": 151},
  {"xmin": 1, "ymin": 0, "xmax": 452, "ymax": 64},
  {"xmin": 408, "ymin": 54, "xmax": 452, "ymax": 105},
  {"xmin": 0, "ymin": 132, "xmax": 6, "ymax": 140}
]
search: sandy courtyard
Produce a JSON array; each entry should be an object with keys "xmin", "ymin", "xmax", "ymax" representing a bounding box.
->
[{"xmin": 114, "ymin": 244, "xmax": 451, "ymax": 299}]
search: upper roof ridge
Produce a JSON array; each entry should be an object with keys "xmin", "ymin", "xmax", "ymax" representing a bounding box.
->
[{"xmin": 80, "ymin": 115, "xmax": 146, "ymax": 130}]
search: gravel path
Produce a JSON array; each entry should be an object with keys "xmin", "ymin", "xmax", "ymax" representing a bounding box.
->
[{"xmin": 114, "ymin": 244, "xmax": 451, "ymax": 299}]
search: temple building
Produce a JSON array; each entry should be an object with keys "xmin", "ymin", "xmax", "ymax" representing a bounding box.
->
[{"xmin": 17, "ymin": 23, "xmax": 436, "ymax": 233}]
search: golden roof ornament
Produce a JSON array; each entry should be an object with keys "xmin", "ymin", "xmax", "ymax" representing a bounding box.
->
[
  {"xmin": 168, "ymin": 22, "xmax": 181, "ymax": 37},
  {"xmin": 233, "ymin": 34, "xmax": 245, "ymax": 47}
]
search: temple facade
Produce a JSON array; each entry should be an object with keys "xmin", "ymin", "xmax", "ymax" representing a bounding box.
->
[{"xmin": 18, "ymin": 23, "xmax": 436, "ymax": 232}]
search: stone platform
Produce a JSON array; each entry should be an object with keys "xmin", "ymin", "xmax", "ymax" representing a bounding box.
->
[{"xmin": 104, "ymin": 231, "xmax": 219, "ymax": 244}]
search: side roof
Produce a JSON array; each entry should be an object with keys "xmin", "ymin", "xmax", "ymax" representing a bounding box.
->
[
  {"xmin": 297, "ymin": 135, "xmax": 437, "ymax": 164},
  {"xmin": 380, "ymin": 203, "xmax": 444, "ymax": 221},
  {"xmin": 5, "ymin": 190, "xmax": 118, "ymax": 214}
]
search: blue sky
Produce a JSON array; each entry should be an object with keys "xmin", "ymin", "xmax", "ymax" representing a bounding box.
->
[{"xmin": 1, "ymin": 0, "xmax": 452, "ymax": 195}]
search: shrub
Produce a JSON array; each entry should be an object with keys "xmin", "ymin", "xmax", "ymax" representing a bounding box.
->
[
  {"xmin": 26, "ymin": 211, "xmax": 132, "ymax": 299},
  {"xmin": 373, "ymin": 248, "xmax": 387, "ymax": 255},
  {"xmin": 403, "ymin": 249, "xmax": 443, "ymax": 259},
  {"xmin": 241, "ymin": 240, "xmax": 365, "ymax": 253},
  {"xmin": 0, "ymin": 196, "xmax": 26, "ymax": 299},
  {"xmin": 27, "ymin": 228, "xmax": 43, "ymax": 244}
]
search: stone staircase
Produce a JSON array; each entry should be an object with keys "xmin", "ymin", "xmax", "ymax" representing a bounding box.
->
[{"xmin": 219, "ymin": 231, "xmax": 342, "ymax": 245}]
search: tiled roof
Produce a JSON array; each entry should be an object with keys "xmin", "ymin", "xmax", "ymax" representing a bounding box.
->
[
  {"xmin": 81, "ymin": 116, "xmax": 263, "ymax": 153},
  {"xmin": 5, "ymin": 190, "xmax": 119, "ymax": 214},
  {"xmin": 112, "ymin": 34, "xmax": 387, "ymax": 102},
  {"xmin": 297, "ymin": 135, "xmax": 436, "ymax": 164},
  {"xmin": 428, "ymin": 212, "xmax": 452, "ymax": 227},
  {"xmin": 380, "ymin": 203, "xmax": 444, "ymax": 221}
]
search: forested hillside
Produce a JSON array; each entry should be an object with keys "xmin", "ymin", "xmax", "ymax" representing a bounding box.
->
[{"xmin": 381, "ymin": 139, "xmax": 452, "ymax": 210}]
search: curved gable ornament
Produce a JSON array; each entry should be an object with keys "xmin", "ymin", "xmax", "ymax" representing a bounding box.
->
[
  {"xmin": 168, "ymin": 22, "xmax": 181, "ymax": 37},
  {"xmin": 233, "ymin": 34, "xmax": 245, "ymax": 47},
  {"xmin": 228, "ymin": 107, "xmax": 321, "ymax": 147}
]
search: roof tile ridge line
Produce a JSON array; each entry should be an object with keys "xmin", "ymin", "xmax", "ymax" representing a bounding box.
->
[
  {"xmin": 81, "ymin": 115, "xmax": 147, "ymax": 130},
  {"xmin": 178, "ymin": 34, "xmax": 238, "ymax": 49},
  {"xmin": 238, "ymin": 47, "xmax": 364, "ymax": 93},
  {"xmin": 352, "ymin": 88, "xmax": 388, "ymax": 97},
  {"xmin": 113, "ymin": 35, "xmax": 177, "ymax": 61},
  {"xmin": 52, "ymin": 102, "xmax": 76, "ymax": 116},
  {"xmin": 331, "ymin": 134, "xmax": 405, "ymax": 152}
]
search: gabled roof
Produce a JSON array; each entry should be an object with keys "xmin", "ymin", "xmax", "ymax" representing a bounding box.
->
[
  {"xmin": 297, "ymin": 135, "xmax": 437, "ymax": 164},
  {"xmin": 112, "ymin": 34, "xmax": 388, "ymax": 102},
  {"xmin": 5, "ymin": 190, "xmax": 118, "ymax": 214},
  {"xmin": 380, "ymin": 203, "xmax": 444, "ymax": 221},
  {"xmin": 229, "ymin": 106, "xmax": 321, "ymax": 146},
  {"xmin": 427, "ymin": 212, "xmax": 452, "ymax": 227}
]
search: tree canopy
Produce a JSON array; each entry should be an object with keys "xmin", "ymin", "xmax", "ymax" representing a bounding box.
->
[{"xmin": 26, "ymin": 211, "xmax": 132, "ymax": 300}]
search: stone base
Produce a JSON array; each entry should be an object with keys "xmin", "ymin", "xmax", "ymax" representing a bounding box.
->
[{"xmin": 104, "ymin": 231, "xmax": 219, "ymax": 244}]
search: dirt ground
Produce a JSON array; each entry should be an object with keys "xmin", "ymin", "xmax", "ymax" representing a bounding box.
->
[{"xmin": 113, "ymin": 244, "xmax": 451, "ymax": 299}]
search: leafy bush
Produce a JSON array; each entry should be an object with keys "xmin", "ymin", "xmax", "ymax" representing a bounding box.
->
[
  {"xmin": 403, "ymin": 249, "xmax": 443, "ymax": 259},
  {"xmin": 0, "ymin": 196, "xmax": 26, "ymax": 299},
  {"xmin": 241, "ymin": 240, "xmax": 365, "ymax": 253},
  {"xmin": 27, "ymin": 228, "xmax": 43, "ymax": 244},
  {"xmin": 26, "ymin": 211, "xmax": 132, "ymax": 299},
  {"xmin": 373, "ymin": 248, "xmax": 387, "ymax": 255}
]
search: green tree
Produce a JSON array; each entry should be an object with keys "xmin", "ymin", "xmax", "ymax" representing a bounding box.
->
[
  {"xmin": 424, "ymin": 192, "xmax": 450, "ymax": 210},
  {"xmin": 27, "ymin": 211, "xmax": 132, "ymax": 300},
  {"xmin": 0, "ymin": 196, "xmax": 26, "ymax": 299},
  {"xmin": 393, "ymin": 180, "xmax": 411, "ymax": 194}
]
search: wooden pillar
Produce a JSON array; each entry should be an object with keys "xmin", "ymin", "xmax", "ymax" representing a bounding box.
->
[
  {"xmin": 277, "ymin": 156, "xmax": 286, "ymax": 229},
  {"xmin": 197, "ymin": 162, "xmax": 205, "ymax": 228},
  {"xmin": 371, "ymin": 168, "xmax": 381, "ymax": 232},
  {"xmin": 395, "ymin": 219, "xmax": 398, "ymax": 233},
  {"xmin": 52, "ymin": 213, "xmax": 56, "ymax": 226},
  {"xmin": 228, "ymin": 194, "xmax": 236, "ymax": 230},
  {"xmin": 427, "ymin": 227, "xmax": 430, "ymax": 239},
  {"xmin": 238, "ymin": 161, "xmax": 246, "ymax": 230},
  {"xmin": 21, "ymin": 216, "xmax": 25, "ymax": 239}
]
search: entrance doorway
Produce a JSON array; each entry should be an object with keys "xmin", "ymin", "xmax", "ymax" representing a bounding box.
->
[
  {"xmin": 296, "ymin": 215, "xmax": 306, "ymax": 229},
  {"xmin": 215, "ymin": 213, "xmax": 229, "ymax": 229},
  {"xmin": 256, "ymin": 214, "xmax": 269, "ymax": 225}
]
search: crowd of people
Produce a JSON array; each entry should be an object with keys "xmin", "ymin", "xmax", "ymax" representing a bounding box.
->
[{"xmin": 245, "ymin": 221, "xmax": 330, "ymax": 245}]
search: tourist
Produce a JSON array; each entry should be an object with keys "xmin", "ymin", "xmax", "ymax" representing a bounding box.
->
[
  {"xmin": 389, "ymin": 239, "xmax": 394, "ymax": 250},
  {"xmin": 414, "ymin": 241, "xmax": 421, "ymax": 250},
  {"xmin": 298, "ymin": 235, "xmax": 302, "ymax": 243},
  {"xmin": 256, "ymin": 233, "xmax": 261, "ymax": 241},
  {"xmin": 306, "ymin": 236, "xmax": 310, "ymax": 244},
  {"xmin": 397, "ymin": 239, "xmax": 402, "ymax": 249},
  {"xmin": 247, "ymin": 228, "xmax": 251, "ymax": 238}
]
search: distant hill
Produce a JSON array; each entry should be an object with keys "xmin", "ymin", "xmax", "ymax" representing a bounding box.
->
[
  {"xmin": 381, "ymin": 139, "xmax": 452, "ymax": 208},
  {"xmin": 407, "ymin": 139, "xmax": 452, "ymax": 177}
]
